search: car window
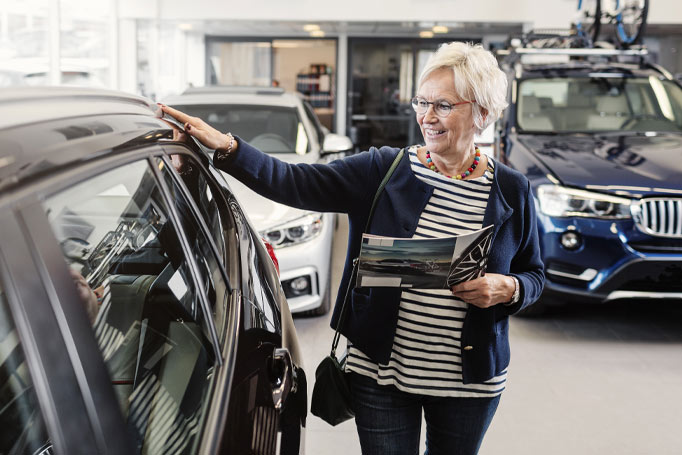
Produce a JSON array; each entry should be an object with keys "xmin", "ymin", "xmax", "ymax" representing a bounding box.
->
[
  {"xmin": 172, "ymin": 104, "xmax": 308, "ymax": 154},
  {"xmin": 43, "ymin": 160, "xmax": 217, "ymax": 455},
  {"xmin": 157, "ymin": 154, "xmax": 233, "ymax": 339},
  {"xmin": 303, "ymin": 100, "xmax": 325, "ymax": 145},
  {"xmin": 517, "ymin": 77, "xmax": 682, "ymax": 133},
  {"xmin": 0, "ymin": 284, "xmax": 51, "ymax": 455}
]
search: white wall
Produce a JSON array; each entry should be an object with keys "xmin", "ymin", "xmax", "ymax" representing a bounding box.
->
[{"xmin": 118, "ymin": 0, "xmax": 682, "ymax": 28}]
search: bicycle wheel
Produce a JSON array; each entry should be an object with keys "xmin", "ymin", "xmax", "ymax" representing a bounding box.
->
[
  {"xmin": 615, "ymin": 0, "xmax": 648, "ymax": 45},
  {"xmin": 574, "ymin": 0, "xmax": 602, "ymax": 43}
]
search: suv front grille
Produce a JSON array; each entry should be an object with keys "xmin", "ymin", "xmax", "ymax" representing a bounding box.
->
[{"xmin": 632, "ymin": 198, "xmax": 682, "ymax": 238}]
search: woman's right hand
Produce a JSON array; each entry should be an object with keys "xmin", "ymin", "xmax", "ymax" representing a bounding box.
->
[{"xmin": 159, "ymin": 104, "xmax": 233, "ymax": 150}]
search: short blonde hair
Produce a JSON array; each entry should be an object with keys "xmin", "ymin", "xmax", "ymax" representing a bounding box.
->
[{"xmin": 418, "ymin": 41, "xmax": 508, "ymax": 134}]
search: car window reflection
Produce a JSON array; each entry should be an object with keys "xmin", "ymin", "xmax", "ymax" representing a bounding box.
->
[
  {"xmin": 0, "ymin": 286, "xmax": 51, "ymax": 455},
  {"xmin": 43, "ymin": 160, "xmax": 217, "ymax": 455}
]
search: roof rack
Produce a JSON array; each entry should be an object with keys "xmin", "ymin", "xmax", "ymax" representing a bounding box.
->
[
  {"xmin": 512, "ymin": 48, "xmax": 648, "ymax": 57},
  {"xmin": 498, "ymin": 44, "xmax": 650, "ymax": 72},
  {"xmin": 498, "ymin": 28, "xmax": 649, "ymax": 61}
]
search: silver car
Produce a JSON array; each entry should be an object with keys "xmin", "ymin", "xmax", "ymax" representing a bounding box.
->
[{"xmin": 163, "ymin": 86, "xmax": 353, "ymax": 315}]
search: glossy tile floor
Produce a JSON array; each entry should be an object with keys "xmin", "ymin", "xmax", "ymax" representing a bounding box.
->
[{"xmin": 294, "ymin": 216, "xmax": 682, "ymax": 455}]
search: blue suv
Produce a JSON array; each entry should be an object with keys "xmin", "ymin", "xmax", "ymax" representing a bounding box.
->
[{"xmin": 496, "ymin": 46, "xmax": 682, "ymax": 313}]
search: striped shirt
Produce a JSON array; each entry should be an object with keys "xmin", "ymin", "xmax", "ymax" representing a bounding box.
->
[{"xmin": 346, "ymin": 145, "xmax": 506, "ymax": 397}]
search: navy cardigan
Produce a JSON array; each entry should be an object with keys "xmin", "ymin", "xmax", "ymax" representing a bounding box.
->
[{"xmin": 219, "ymin": 140, "xmax": 545, "ymax": 384}]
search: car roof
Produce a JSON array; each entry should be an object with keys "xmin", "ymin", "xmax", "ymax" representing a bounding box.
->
[
  {"xmin": 0, "ymin": 87, "xmax": 157, "ymax": 130},
  {"xmin": 0, "ymin": 87, "xmax": 173, "ymax": 192},
  {"xmin": 163, "ymin": 86, "xmax": 302, "ymax": 109}
]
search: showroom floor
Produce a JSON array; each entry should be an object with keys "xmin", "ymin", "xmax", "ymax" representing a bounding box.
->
[{"xmin": 294, "ymin": 216, "xmax": 682, "ymax": 455}]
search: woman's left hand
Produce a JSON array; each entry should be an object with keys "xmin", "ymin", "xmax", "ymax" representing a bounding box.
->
[{"xmin": 450, "ymin": 273, "xmax": 516, "ymax": 308}]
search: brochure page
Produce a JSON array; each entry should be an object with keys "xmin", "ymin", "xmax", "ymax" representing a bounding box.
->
[{"xmin": 356, "ymin": 225, "xmax": 494, "ymax": 289}]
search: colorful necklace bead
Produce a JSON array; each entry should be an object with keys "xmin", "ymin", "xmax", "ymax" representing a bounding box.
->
[{"xmin": 425, "ymin": 147, "xmax": 481, "ymax": 180}]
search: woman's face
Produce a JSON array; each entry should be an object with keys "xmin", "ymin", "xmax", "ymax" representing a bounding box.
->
[{"xmin": 416, "ymin": 68, "xmax": 476, "ymax": 157}]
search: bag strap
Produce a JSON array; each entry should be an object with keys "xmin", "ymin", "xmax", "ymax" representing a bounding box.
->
[{"xmin": 330, "ymin": 148, "xmax": 405, "ymax": 357}]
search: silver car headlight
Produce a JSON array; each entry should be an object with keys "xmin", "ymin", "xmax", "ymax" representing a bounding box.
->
[
  {"xmin": 261, "ymin": 213, "xmax": 323, "ymax": 248},
  {"xmin": 537, "ymin": 185, "xmax": 632, "ymax": 219}
]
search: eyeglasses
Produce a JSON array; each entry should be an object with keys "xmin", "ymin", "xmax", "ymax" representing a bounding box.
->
[{"xmin": 411, "ymin": 97, "xmax": 476, "ymax": 117}]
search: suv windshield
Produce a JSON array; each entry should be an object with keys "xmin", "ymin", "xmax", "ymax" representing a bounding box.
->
[
  {"xmin": 175, "ymin": 104, "xmax": 307, "ymax": 154},
  {"xmin": 517, "ymin": 77, "xmax": 682, "ymax": 133}
]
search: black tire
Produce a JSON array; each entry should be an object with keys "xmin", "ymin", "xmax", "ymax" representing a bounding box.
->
[{"xmin": 615, "ymin": 0, "xmax": 648, "ymax": 46}]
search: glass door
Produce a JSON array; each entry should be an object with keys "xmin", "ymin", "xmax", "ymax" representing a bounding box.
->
[
  {"xmin": 347, "ymin": 38, "xmax": 478, "ymax": 151},
  {"xmin": 206, "ymin": 40, "xmax": 272, "ymax": 86}
]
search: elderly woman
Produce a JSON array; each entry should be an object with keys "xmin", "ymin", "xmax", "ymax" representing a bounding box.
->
[{"xmin": 162, "ymin": 41, "xmax": 544, "ymax": 455}]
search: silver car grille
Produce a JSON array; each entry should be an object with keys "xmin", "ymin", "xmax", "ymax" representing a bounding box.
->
[{"xmin": 631, "ymin": 198, "xmax": 682, "ymax": 238}]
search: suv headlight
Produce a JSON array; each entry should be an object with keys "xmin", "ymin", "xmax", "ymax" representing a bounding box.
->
[
  {"xmin": 537, "ymin": 185, "xmax": 632, "ymax": 219},
  {"xmin": 260, "ymin": 213, "xmax": 323, "ymax": 248}
]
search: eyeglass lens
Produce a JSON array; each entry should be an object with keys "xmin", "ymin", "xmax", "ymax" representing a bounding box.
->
[{"xmin": 411, "ymin": 98, "xmax": 452, "ymax": 116}]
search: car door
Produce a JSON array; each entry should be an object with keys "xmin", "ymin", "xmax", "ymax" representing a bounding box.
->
[
  {"xmin": 2, "ymin": 147, "xmax": 240, "ymax": 454},
  {"xmin": 158, "ymin": 145, "xmax": 305, "ymax": 455}
]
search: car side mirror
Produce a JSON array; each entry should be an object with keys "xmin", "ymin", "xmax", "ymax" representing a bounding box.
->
[{"xmin": 322, "ymin": 133, "xmax": 353, "ymax": 155}]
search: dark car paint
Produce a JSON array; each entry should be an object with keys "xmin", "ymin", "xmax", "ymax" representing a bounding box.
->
[
  {"xmin": 0, "ymin": 89, "xmax": 305, "ymax": 454},
  {"xmin": 515, "ymin": 133, "xmax": 682, "ymax": 193}
]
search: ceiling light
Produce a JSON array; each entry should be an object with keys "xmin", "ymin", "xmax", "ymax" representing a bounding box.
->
[
  {"xmin": 419, "ymin": 31, "xmax": 434, "ymax": 38},
  {"xmin": 303, "ymin": 24, "xmax": 320, "ymax": 32},
  {"xmin": 310, "ymin": 30, "xmax": 326, "ymax": 37},
  {"xmin": 178, "ymin": 23, "xmax": 193, "ymax": 31},
  {"xmin": 432, "ymin": 25, "xmax": 448, "ymax": 33}
]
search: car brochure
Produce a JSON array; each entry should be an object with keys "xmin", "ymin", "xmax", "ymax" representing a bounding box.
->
[{"xmin": 356, "ymin": 225, "xmax": 494, "ymax": 289}]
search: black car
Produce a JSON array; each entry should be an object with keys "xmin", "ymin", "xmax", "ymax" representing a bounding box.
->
[
  {"xmin": 496, "ymin": 45, "xmax": 682, "ymax": 313},
  {"xmin": 0, "ymin": 87, "xmax": 306, "ymax": 454}
]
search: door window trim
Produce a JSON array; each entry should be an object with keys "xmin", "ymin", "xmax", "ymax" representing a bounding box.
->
[
  {"xmin": 159, "ymin": 152, "xmax": 234, "ymax": 294},
  {"xmin": 148, "ymin": 156, "xmax": 223, "ymax": 364},
  {"xmin": 157, "ymin": 151, "xmax": 238, "ymax": 346}
]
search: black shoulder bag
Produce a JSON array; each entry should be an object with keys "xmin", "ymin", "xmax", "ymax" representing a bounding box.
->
[{"xmin": 311, "ymin": 148, "xmax": 404, "ymax": 426}]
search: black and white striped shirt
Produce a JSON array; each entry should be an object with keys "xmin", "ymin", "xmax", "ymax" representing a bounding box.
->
[{"xmin": 346, "ymin": 146, "xmax": 506, "ymax": 397}]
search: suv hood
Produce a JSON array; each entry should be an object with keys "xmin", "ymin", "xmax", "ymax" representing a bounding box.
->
[{"xmin": 519, "ymin": 133, "xmax": 682, "ymax": 193}]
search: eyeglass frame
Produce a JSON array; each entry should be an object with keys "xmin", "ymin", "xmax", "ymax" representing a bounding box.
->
[{"xmin": 411, "ymin": 97, "xmax": 476, "ymax": 117}]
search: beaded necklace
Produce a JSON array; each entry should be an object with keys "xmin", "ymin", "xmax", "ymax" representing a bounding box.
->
[{"xmin": 425, "ymin": 147, "xmax": 481, "ymax": 180}]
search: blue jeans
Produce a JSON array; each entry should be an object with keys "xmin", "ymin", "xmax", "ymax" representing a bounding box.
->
[{"xmin": 349, "ymin": 373, "xmax": 500, "ymax": 455}]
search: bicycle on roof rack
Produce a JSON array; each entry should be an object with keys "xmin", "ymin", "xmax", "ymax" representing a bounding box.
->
[{"xmin": 574, "ymin": 0, "xmax": 649, "ymax": 47}]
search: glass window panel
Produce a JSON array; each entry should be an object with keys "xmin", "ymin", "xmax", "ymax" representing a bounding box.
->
[
  {"xmin": 58, "ymin": 0, "xmax": 109, "ymax": 88},
  {"xmin": 518, "ymin": 77, "xmax": 682, "ymax": 132},
  {"xmin": 0, "ymin": 283, "xmax": 51, "ymax": 454},
  {"xmin": 44, "ymin": 160, "xmax": 216, "ymax": 455},
  {"xmin": 0, "ymin": 1, "xmax": 49, "ymax": 88},
  {"xmin": 171, "ymin": 104, "xmax": 303, "ymax": 154},
  {"xmin": 207, "ymin": 41, "xmax": 271, "ymax": 86},
  {"xmin": 0, "ymin": 1, "xmax": 108, "ymax": 88}
]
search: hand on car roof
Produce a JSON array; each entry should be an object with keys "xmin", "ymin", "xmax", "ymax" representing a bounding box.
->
[{"xmin": 159, "ymin": 104, "xmax": 234, "ymax": 151}]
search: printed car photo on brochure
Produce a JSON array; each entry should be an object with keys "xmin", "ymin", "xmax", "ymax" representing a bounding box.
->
[{"xmin": 356, "ymin": 225, "xmax": 494, "ymax": 289}]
